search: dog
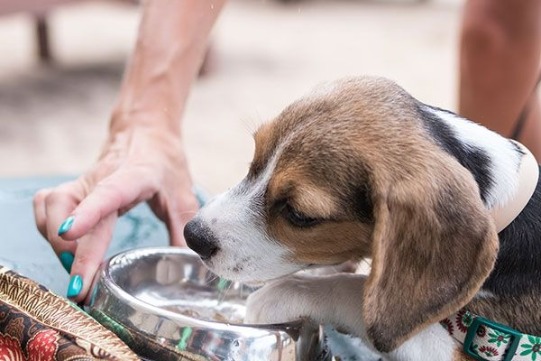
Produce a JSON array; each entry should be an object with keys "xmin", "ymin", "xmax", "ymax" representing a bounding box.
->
[{"xmin": 184, "ymin": 76, "xmax": 541, "ymax": 361}]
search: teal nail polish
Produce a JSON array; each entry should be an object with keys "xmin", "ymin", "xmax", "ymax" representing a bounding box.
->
[
  {"xmin": 67, "ymin": 275, "xmax": 83, "ymax": 298},
  {"xmin": 58, "ymin": 216, "xmax": 75, "ymax": 236},
  {"xmin": 59, "ymin": 252, "xmax": 74, "ymax": 273}
]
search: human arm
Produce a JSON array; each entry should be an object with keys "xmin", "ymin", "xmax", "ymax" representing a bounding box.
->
[
  {"xmin": 458, "ymin": 0, "xmax": 541, "ymax": 158},
  {"xmin": 33, "ymin": 0, "xmax": 226, "ymax": 302}
]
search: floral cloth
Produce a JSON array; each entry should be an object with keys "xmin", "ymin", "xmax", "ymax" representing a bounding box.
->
[
  {"xmin": 0, "ymin": 266, "xmax": 139, "ymax": 361},
  {"xmin": 441, "ymin": 310, "xmax": 541, "ymax": 361}
]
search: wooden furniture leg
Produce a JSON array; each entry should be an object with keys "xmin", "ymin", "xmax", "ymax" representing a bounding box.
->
[{"xmin": 35, "ymin": 15, "xmax": 52, "ymax": 63}]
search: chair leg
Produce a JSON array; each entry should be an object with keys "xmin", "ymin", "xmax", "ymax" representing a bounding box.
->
[{"xmin": 35, "ymin": 15, "xmax": 52, "ymax": 64}]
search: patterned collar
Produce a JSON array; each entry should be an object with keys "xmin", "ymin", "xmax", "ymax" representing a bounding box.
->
[{"xmin": 440, "ymin": 310, "xmax": 541, "ymax": 361}]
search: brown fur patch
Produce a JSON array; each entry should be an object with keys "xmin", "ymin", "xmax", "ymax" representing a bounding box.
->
[
  {"xmin": 454, "ymin": 349, "xmax": 475, "ymax": 361},
  {"xmin": 271, "ymin": 217, "xmax": 373, "ymax": 265},
  {"xmin": 468, "ymin": 293, "xmax": 541, "ymax": 335},
  {"xmin": 267, "ymin": 169, "xmax": 341, "ymax": 219},
  {"xmin": 251, "ymin": 121, "xmax": 278, "ymax": 178},
  {"xmin": 265, "ymin": 166, "xmax": 373, "ymax": 264}
]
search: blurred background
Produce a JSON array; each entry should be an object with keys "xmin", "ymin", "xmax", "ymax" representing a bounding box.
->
[{"xmin": 0, "ymin": 0, "xmax": 462, "ymax": 195}]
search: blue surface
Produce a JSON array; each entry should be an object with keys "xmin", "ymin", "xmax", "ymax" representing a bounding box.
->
[{"xmin": 0, "ymin": 176, "xmax": 169, "ymax": 295}]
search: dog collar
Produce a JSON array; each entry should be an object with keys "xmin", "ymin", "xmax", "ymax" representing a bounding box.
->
[
  {"xmin": 490, "ymin": 141, "xmax": 538, "ymax": 233},
  {"xmin": 441, "ymin": 310, "xmax": 541, "ymax": 361}
]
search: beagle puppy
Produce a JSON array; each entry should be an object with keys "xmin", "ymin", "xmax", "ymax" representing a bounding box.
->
[{"xmin": 184, "ymin": 76, "xmax": 541, "ymax": 361}]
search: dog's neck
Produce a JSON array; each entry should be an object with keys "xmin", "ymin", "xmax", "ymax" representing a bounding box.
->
[
  {"xmin": 425, "ymin": 106, "xmax": 537, "ymax": 215},
  {"xmin": 490, "ymin": 142, "xmax": 539, "ymax": 232}
]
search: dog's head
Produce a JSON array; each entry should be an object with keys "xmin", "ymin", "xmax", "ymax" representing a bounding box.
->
[{"xmin": 184, "ymin": 76, "xmax": 499, "ymax": 352}]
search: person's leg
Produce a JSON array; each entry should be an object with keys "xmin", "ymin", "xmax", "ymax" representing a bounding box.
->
[{"xmin": 459, "ymin": 0, "xmax": 541, "ymax": 159}]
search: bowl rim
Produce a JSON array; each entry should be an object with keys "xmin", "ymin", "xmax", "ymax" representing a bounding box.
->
[{"xmin": 95, "ymin": 246, "xmax": 304, "ymax": 334}]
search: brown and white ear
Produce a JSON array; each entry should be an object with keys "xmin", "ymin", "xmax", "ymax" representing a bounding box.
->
[{"xmin": 362, "ymin": 160, "xmax": 499, "ymax": 353}]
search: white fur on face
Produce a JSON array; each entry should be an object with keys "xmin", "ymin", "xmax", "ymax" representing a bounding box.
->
[{"xmin": 193, "ymin": 151, "xmax": 304, "ymax": 283}]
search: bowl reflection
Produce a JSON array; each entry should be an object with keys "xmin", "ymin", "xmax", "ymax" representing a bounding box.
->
[{"xmin": 88, "ymin": 247, "xmax": 331, "ymax": 361}]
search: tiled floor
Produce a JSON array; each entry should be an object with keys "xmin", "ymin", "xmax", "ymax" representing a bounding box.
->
[{"xmin": 0, "ymin": 0, "xmax": 462, "ymax": 194}]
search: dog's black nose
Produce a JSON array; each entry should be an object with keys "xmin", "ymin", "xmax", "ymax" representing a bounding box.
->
[{"xmin": 184, "ymin": 219, "xmax": 219, "ymax": 260}]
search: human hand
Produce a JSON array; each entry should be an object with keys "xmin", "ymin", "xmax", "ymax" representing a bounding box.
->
[{"xmin": 33, "ymin": 126, "xmax": 199, "ymax": 302}]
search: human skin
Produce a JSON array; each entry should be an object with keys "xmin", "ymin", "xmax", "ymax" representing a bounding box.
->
[
  {"xmin": 459, "ymin": 0, "xmax": 541, "ymax": 159},
  {"xmin": 33, "ymin": 0, "xmax": 227, "ymax": 302}
]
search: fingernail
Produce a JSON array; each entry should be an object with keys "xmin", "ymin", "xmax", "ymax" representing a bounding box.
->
[
  {"xmin": 59, "ymin": 252, "xmax": 74, "ymax": 273},
  {"xmin": 67, "ymin": 275, "xmax": 83, "ymax": 298},
  {"xmin": 58, "ymin": 216, "xmax": 75, "ymax": 236}
]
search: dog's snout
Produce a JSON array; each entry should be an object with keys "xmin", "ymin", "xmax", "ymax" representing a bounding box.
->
[{"xmin": 184, "ymin": 220, "xmax": 219, "ymax": 260}]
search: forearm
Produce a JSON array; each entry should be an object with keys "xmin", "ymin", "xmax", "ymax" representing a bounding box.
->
[
  {"xmin": 458, "ymin": 0, "xmax": 541, "ymax": 135},
  {"xmin": 111, "ymin": 0, "xmax": 226, "ymax": 135}
]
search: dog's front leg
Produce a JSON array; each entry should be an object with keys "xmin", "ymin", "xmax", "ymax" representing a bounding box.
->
[
  {"xmin": 245, "ymin": 273, "xmax": 368, "ymax": 339},
  {"xmin": 245, "ymin": 274, "xmax": 462, "ymax": 361}
]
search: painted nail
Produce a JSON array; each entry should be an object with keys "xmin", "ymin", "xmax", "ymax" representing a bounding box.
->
[
  {"xmin": 67, "ymin": 275, "xmax": 83, "ymax": 298},
  {"xmin": 58, "ymin": 216, "xmax": 75, "ymax": 236},
  {"xmin": 59, "ymin": 252, "xmax": 74, "ymax": 273}
]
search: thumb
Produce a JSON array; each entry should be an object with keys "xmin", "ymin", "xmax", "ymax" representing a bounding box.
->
[{"xmin": 166, "ymin": 191, "xmax": 200, "ymax": 247}]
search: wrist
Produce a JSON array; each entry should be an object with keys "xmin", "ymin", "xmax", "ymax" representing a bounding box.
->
[
  {"xmin": 109, "ymin": 108, "xmax": 182, "ymax": 136},
  {"xmin": 99, "ymin": 123, "xmax": 184, "ymax": 163}
]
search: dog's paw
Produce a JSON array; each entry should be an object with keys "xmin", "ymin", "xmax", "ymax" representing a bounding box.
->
[{"xmin": 245, "ymin": 275, "xmax": 322, "ymax": 325}]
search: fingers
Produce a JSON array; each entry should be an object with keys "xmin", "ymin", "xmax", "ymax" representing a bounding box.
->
[
  {"xmin": 34, "ymin": 180, "xmax": 120, "ymax": 302},
  {"xmin": 59, "ymin": 170, "xmax": 157, "ymax": 241},
  {"xmin": 33, "ymin": 187, "xmax": 51, "ymax": 238},
  {"xmin": 170, "ymin": 202, "xmax": 198, "ymax": 247},
  {"xmin": 160, "ymin": 189, "xmax": 199, "ymax": 248},
  {"xmin": 43, "ymin": 182, "xmax": 83, "ymax": 242},
  {"xmin": 67, "ymin": 212, "xmax": 118, "ymax": 303},
  {"xmin": 34, "ymin": 181, "xmax": 85, "ymax": 242},
  {"xmin": 33, "ymin": 186, "xmax": 79, "ymax": 272},
  {"xmin": 32, "ymin": 141, "xmax": 199, "ymax": 303}
]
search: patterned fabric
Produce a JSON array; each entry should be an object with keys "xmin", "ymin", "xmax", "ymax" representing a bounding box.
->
[
  {"xmin": 441, "ymin": 310, "xmax": 541, "ymax": 361},
  {"xmin": 0, "ymin": 266, "xmax": 139, "ymax": 361},
  {"xmin": 90, "ymin": 309, "xmax": 207, "ymax": 361}
]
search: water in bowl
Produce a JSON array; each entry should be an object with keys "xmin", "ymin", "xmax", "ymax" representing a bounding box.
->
[{"xmin": 132, "ymin": 277, "xmax": 251, "ymax": 324}]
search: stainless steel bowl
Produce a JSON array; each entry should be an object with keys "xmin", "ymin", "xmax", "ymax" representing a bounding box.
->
[{"xmin": 88, "ymin": 247, "xmax": 331, "ymax": 361}]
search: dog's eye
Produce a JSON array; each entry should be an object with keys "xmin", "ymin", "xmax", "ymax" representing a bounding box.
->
[{"xmin": 283, "ymin": 204, "xmax": 321, "ymax": 228}]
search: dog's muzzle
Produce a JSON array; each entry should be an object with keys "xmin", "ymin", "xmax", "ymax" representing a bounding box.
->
[{"xmin": 184, "ymin": 219, "xmax": 220, "ymax": 260}]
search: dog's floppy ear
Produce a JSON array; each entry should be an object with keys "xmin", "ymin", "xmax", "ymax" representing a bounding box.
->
[{"xmin": 362, "ymin": 158, "xmax": 499, "ymax": 353}]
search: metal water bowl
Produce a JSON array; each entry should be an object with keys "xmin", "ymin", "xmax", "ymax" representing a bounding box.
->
[{"xmin": 89, "ymin": 247, "xmax": 331, "ymax": 361}]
